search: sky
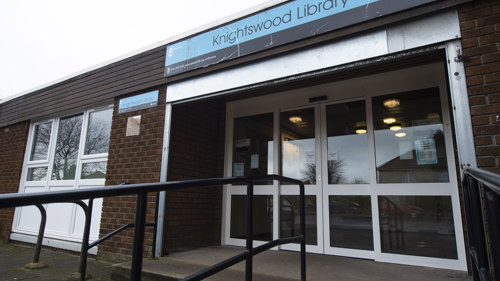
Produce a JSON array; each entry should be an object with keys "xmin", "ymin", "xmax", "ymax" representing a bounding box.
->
[{"xmin": 0, "ymin": 0, "xmax": 271, "ymax": 101}]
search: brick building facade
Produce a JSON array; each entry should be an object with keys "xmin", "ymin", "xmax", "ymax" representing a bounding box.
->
[
  {"xmin": 459, "ymin": 0, "xmax": 500, "ymax": 174},
  {"xmin": 0, "ymin": 0, "xmax": 498, "ymax": 272},
  {"xmin": 0, "ymin": 122, "xmax": 29, "ymax": 242}
]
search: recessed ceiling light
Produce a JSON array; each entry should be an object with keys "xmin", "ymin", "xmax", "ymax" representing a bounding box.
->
[
  {"xmin": 389, "ymin": 123, "xmax": 402, "ymax": 131},
  {"xmin": 383, "ymin": 99, "xmax": 400, "ymax": 108},
  {"xmin": 289, "ymin": 116, "xmax": 302, "ymax": 123},
  {"xmin": 395, "ymin": 132, "xmax": 406, "ymax": 138},
  {"xmin": 383, "ymin": 117, "xmax": 396, "ymax": 124}
]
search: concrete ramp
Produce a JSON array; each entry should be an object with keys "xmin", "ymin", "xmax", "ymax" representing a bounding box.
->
[{"xmin": 112, "ymin": 246, "xmax": 472, "ymax": 281}]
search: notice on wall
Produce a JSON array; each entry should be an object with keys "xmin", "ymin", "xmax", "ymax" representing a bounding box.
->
[
  {"xmin": 328, "ymin": 150, "xmax": 339, "ymax": 161},
  {"xmin": 306, "ymin": 151, "xmax": 315, "ymax": 163},
  {"xmin": 233, "ymin": 163, "xmax": 245, "ymax": 177},
  {"xmin": 126, "ymin": 115, "xmax": 141, "ymax": 136},
  {"xmin": 251, "ymin": 154, "xmax": 259, "ymax": 169},
  {"xmin": 399, "ymin": 141, "xmax": 413, "ymax": 160},
  {"xmin": 415, "ymin": 139, "xmax": 438, "ymax": 165},
  {"xmin": 119, "ymin": 90, "xmax": 158, "ymax": 114},
  {"xmin": 235, "ymin": 138, "xmax": 251, "ymax": 148}
]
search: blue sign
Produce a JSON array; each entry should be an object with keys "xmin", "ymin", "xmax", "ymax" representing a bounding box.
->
[
  {"xmin": 119, "ymin": 90, "xmax": 158, "ymax": 114},
  {"xmin": 165, "ymin": 0, "xmax": 438, "ymax": 77}
]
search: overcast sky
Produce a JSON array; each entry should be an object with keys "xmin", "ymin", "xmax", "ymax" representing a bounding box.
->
[{"xmin": 0, "ymin": 0, "xmax": 270, "ymax": 101}]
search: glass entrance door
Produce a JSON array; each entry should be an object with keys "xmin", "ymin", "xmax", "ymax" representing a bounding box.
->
[
  {"xmin": 224, "ymin": 63, "xmax": 466, "ymax": 270},
  {"xmin": 278, "ymin": 100, "xmax": 375, "ymax": 257},
  {"xmin": 280, "ymin": 106, "xmax": 323, "ymax": 253},
  {"xmin": 321, "ymin": 100, "xmax": 374, "ymax": 258}
]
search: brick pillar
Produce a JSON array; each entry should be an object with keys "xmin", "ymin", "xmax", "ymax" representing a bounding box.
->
[
  {"xmin": 0, "ymin": 122, "xmax": 30, "ymax": 242},
  {"xmin": 99, "ymin": 88, "xmax": 166, "ymax": 260},
  {"xmin": 163, "ymin": 99, "xmax": 226, "ymax": 253},
  {"xmin": 459, "ymin": 0, "xmax": 500, "ymax": 173}
]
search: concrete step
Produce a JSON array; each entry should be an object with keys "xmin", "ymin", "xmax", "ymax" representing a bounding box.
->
[
  {"xmin": 111, "ymin": 246, "xmax": 472, "ymax": 281},
  {"xmin": 111, "ymin": 257, "xmax": 294, "ymax": 281}
]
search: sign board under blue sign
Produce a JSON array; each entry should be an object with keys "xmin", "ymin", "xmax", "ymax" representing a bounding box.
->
[
  {"xmin": 165, "ymin": 0, "xmax": 438, "ymax": 77},
  {"xmin": 119, "ymin": 90, "xmax": 158, "ymax": 114}
]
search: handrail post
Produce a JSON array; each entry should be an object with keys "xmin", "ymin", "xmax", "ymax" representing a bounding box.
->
[
  {"xmin": 246, "ymin": 179, "xmax": 254, "ymax": 281},
  {"xmin": 299, "ymin": 183, "xmax": 306, "ymax": 281},
  {"xmin": 131, "ymin": 192, "xmax": 148, "ymax": 281},
  {"xmin": 33, "ymin": 204, "xmax": 47, "ymax": 264},
  {"xmin": 78, "ymin": 199, "xmax": 93, "ymax": 281},
  {"xmin": 483, "ymin": 188, "xmax": 500, "ymax": 280}
]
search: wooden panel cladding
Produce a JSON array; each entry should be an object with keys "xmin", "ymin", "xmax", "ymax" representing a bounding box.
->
[{"xmin": 0, "ymin": 45, "xmax": 167, "ymax": 128}]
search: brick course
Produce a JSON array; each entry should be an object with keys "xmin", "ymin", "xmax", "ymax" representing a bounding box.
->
[
  {"xmin": 0, "ymin": 122, "xmax": 29, "ymax": 242},
  {"xmin": 459, "ymin": 0, "xmax": 500, "ymax": 174},
  {"xmin": 99, "ymin": 88, "xmax": 166, "ymax": 260}
]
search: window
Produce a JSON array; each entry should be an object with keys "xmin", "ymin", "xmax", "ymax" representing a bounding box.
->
[
  {"xmin": 85, "ymin": 108, "xmax": 112, "ymax": 155},
  {"xmin": 24, "ymin": 106, "xmax": 112, "ymax": 182},
  {"xmin": 373, "ymin": 88, "xmax": 449, "ymax": 183},
  {"xmin": 52, "ymin": 114, "xmax": 83, "ymax": 180},
  {"xmin": 25, "ymin": 121, "xmax": 53, "ymax": 182},
  {"xmin": 30, "ymin": 121, "xmax": 52, "ymax": 161}
]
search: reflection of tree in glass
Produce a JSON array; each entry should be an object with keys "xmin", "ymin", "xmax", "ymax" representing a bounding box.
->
[
  {"xmin": 30, "ymin": 122, "xmax": 52, "ymax": 161},
  {"xmin": 301, "ymin": 160, "xmax": 346, "ymax": 184},
  {"xmin": 301, "ymin": 160, "xmax": 368, "ymax": 184},
  {"xmin": 85, "ymin": 115, "xmax": 111, "ymax": 155},
  {"xmin": 280, "ymin": 195, "xmax": 317, "ymax": 244},
  {"xmin": 28, "ymin": 168, "xmax": 47, "ymax": 181},
  {"xmin": 52, "ymin": 115, "xmax": 83, "ymax": 180},
  {"xmin": 81, "ymin": 162, "xmax": 106, "ymax": 179}
]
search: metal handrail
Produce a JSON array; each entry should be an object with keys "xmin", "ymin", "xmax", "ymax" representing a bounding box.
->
[
  {"xmin": 0, "ymin": 175, "xmax": 306, "ymax": 281},
  {"xmin": 462, "ymin": 167, "xmax": 500, "ymax": 281}
]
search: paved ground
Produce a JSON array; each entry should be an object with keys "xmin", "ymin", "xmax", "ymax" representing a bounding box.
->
[
  {"xmin": 115, "ymin": 246, "xmax": 474, "ymax": 281},
  {"xmin": 0, "ymin": 242, "xmax": 114, "ymax": 281},
  {"xmin": 1, "ymin": 242, "xmax": 474, "ymax": 281}
]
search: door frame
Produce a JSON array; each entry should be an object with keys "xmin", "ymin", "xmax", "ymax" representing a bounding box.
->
[{"xmin": 222, "ymin": 62, "xmax": 467, "ymax": 270}]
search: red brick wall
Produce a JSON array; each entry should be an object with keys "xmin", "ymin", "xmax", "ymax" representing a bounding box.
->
[
  {"xmin": 99, "ymin": 88, "xmax": 166, "ymax": 260},
  {"xmin": 459, "ymin": 0, "xmax": 500, "ymax": 173},
  {"xmin": 0, "ymin": 122, "xmax": 29, "ymax": 242},
  {"xmin": 163, "ymin": 99, "xmax": 226, "ymax": 253}
]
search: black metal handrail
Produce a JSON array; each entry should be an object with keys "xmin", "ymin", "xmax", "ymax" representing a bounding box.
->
[
  {"xmin": 462, "ymin": 167, "xmax": 500, "ymax": 281},
  {"xmin": 0, "ymin": 175, "xmax": 306, "ymax": 281}
]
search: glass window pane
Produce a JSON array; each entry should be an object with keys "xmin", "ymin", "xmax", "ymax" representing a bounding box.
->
[
  {"xmin": 373, "ymin": 88, "xmax": 449, "ymax": 183},
  {"xmin": 52, "ymin": 114, "xmax": 83, "ymax": 180},
  {"xmin": 281, "ymin": 108, "xmax": 316, "ymax": 184},
  {"xmin": 85, "ymin": 108, "xmax": 112, "ymax": 155},
  {"xmin": 232, "ymin": 113, "xmax": 274, "ymax": 182},
  {"xmin": 280, "ymin": 195, "xmax": 317, "ymax": 245},
  {"xmin": 329, "ymin": 196, "xmax": 373, "ymax": 250},
  {"xmin": 27, "ymin": 167, "xmax": 48, "ymax": 181},
  {"xmin": 378, "ymin": 196, "xmax": 458, "ymax": 259},
  {"xmin": 326, "ymin": 101, "xmax": 369, "ymax": 184},
  {"xmin": 30, "ymin": 122, "xmax": 52, "ymax": 161},
  {"xmin": 81, "ymin": 161, "xmax": 107, "ymax": 179},
  {"xmin": 230, "ymin": 195, "xmax": 273, "ymax": 241}
]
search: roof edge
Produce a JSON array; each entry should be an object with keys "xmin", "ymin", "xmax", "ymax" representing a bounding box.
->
[{"xmin": 0, "ymin": 0, "xmax": 287, "ymax": 105}]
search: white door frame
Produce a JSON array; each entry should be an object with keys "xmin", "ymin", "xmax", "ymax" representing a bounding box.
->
[{"xmin": 222, "ymin": 62, "xmax": 467, "ymax": 270}]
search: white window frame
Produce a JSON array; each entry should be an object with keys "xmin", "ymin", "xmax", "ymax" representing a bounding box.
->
[{"xmin": 12, "ymin": 105, "xmax": 113, "ymax": 253}]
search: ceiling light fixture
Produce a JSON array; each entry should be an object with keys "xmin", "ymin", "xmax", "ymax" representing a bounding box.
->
[
  {"xmin": 395, "ymin": 132, "xmax": 406, "ymax": 138},
  {"xmin": 355, "ymin": 127, "xmax": 367, "ymax": 134},
  {"xmin": 389, "ymin": 123, "xmax": 402, "ymax": 131},
  {"xmin": 383, "ymin": 117, "xmax": 396, "ymax": 124},
  {"xmin": 383, "ymin": 98, "xmax": 400, "ymax": 108},
  {"xmin": 289, "ymin": 116, "xmax": 302, "ymax": 123},
  {"xmin": 427, "ymin": 113, "xmax": 440, "ymax": 119}
]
